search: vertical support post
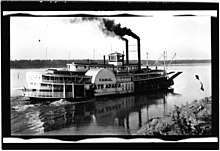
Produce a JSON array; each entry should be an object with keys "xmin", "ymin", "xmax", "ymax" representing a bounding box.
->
[
  {"xmin": 52, "ymin": 83, "xmax": 53, "ymax": 98},
  {"xmin": 72, "ymin": 83, "xmax": 74, "ymax": 98},
  {"xmin": 84, "ymin": 83, "xmax": 86, "ymax": 98},
  {"xmin": 63, "ymin": 82, "xmax": 66, "ymax": 98}
]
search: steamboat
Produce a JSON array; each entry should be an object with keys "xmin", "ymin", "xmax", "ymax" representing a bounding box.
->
[{"xmin": 20, "ymin": 38, "xmax": 182, "ymax": 100}]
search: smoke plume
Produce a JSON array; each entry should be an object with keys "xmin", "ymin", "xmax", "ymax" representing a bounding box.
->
[
  {"xmin": 69, "ymin": 17, "xmax": 139, "ymax": 40},
  {"xmin": 69, "ymin": 17, "xmax": 141, "ymax": 71}
]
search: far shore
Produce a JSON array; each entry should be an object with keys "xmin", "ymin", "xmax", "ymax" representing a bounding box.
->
[{"xmin": 10, "ymin": 59, "xmax": 211, "ymax": 69}]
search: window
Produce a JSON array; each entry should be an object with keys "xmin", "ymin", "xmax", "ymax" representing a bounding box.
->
[
  {"xmin": 110, "ymin": 56, "xmax": 116, "ymax": 60},
  {"xmin": 75, "ymin": 65, "xmax": 78, "ymax": 68}
]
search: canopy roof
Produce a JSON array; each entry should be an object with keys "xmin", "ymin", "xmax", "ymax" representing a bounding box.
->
[{"xmin": 85, "ymin": 69, "xmax": 116, "ymax": 84}]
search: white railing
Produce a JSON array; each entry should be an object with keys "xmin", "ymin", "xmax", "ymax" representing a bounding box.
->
[
  {"xmin": 25, "ymin": 91, "xmax": 67, "ymax": 98},
  {"xmin": 42, "ymin": 78, "xmax": 91, "ymax": 84}
]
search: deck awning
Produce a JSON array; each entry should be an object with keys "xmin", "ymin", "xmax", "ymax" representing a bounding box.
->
[{"xmin": 85, "ymin": 69, "xmax": 116, "ymax": 84}]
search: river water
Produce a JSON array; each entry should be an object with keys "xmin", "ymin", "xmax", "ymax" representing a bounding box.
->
[{"xmin": 10, "ymin": 64, "xmax": 211, "ymax": 135}]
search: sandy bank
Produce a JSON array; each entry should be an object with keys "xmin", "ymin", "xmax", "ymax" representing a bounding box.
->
[{"xmin": 135, "ymin": 96, "xmax": 212, "ymax": 135}]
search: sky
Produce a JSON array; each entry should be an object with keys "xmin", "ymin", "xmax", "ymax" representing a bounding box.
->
[{"xmin": 9, "ymin": 11, "xmax": 217, "ymax": 60}]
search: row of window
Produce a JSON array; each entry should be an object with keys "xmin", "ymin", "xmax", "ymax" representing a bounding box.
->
[
  {"xmin": 94, "ymin": 83, "xmax": 133, "ymax": 90},
  {"xmin": 94, "ymin": 83, "xmax": 119, "ymax": 89},
  {"xmin": 74, "ymin": 65, "xmax": 113, "ymax": 69},
  {"xmin": 41, "ymin": 83, "xmax": 73, "ymax": 90},
  {"xmin": 73, "ymin": 65, "xmax": 138, "ymax": 71},
  {"xmin": 42, "ymin": 76, "xmax": 91, "ymax": 83},
  {"xmin": 117, "ymin": 76, "xmax": 131, "ymax": 81},
  {"xmin": 122, "ymin": 85, "xmax": 133, "ymax": 91}
]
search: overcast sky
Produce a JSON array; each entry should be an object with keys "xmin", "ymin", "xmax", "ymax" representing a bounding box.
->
[{"xmin": 9, "ymin": 11, "xmax": 216, "ymax": 60}]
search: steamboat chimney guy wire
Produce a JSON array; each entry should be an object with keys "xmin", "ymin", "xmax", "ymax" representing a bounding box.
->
[{"xmin": 152, "ymin": 53, "xmax": 163, "ymax": 67}]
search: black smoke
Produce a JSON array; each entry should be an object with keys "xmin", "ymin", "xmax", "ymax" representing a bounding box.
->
[
  {"xmin": 69, "ymin": 17, "xmax": 139, "ymax": 40},
  {"xmin": 69, "ymin": 17, "xmax": 141, "ymax": 71},
  {"xmin": 100, "ymin": 18, "xmax": 139, "ymax": 39}
]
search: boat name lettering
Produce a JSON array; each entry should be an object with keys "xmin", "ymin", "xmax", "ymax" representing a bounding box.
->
[{"xmin": 99, "ymin": 78, "xmax": 112, "ymax": 82}]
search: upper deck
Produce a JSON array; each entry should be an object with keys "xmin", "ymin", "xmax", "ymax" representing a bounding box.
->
[
  {"xmin": 26, "ymin": 69, "xmax": 91, "ymax": 86},
  {"xmin": 66, "ymin": 61, "xmax": 142, "ymax": 73}
]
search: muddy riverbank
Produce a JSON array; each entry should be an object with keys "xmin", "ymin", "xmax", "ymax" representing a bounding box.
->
[{"xmin": 135, "ymin": 96, "xmax": 212, "ymax": 135}]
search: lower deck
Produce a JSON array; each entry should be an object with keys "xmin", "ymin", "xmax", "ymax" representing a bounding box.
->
[
  {"xmin": 23, "ymin": 75, "xmax": 173, "ymax": 99},
  {"xmin": 23, "ymin": 84, "xmax": 90, "ymax": 99}
]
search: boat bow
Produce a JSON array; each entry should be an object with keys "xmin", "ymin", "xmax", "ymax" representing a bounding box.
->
[{"xmin": 168, "ymin": 71, "xmax": 182, "ymax": 81}]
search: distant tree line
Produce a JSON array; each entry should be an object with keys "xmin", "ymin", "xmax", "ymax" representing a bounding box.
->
[{"xmin": 10, "ymin": 59, "xmax": 211, "ymax": 69}]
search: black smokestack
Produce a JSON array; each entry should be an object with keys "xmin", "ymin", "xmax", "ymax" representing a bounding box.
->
[
  {"xmin": 100, "ymin": 18, "xmax": 141, "ymax": 70},
  {"xmin": 103, "ymin": 55, "xmax": 106, "ymax": 65},
  {"xmin": 69, "ymin": 17, "xmax": 141, "ymax": 70},
  {"xmin": 121, "ymin": 38, "xmax": 129, "ymax": 65},
  {"xmin": 137, "ymin": 38, "xmax": 141, "ymax": 71}
]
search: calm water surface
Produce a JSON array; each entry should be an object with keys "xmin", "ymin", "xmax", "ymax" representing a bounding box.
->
[{"xmin": 10, "ymin": 64, "xmax": 211, "ymax": 135}]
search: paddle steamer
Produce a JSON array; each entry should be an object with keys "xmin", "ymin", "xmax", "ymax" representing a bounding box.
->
[{"xmin": 21, "ymin": 51, "xmax": 181, "ymax": 100}]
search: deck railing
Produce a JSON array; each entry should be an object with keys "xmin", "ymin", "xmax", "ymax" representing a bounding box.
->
[
  {"xmin": 24, "ymin": 91, "xmax": 74, "ymax": 98},
  {"xmin": 133, "ymin": 74, "xmax": 165, "ymax": 81},
  {"xmin": 42, "ymin": 79, "xmax": 91, "ymax": 84}
]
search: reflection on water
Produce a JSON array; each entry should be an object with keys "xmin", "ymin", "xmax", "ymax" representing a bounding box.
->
[{"xmin": 11, "ymin": 91, "xmax": 173, "ymax": 135}]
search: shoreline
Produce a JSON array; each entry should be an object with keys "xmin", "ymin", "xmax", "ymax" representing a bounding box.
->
[
  {"xmin": 135, "ymin": 96, "xmax": 212, "ymax": 135},
  {"xmin": 10, "ymin": 60, "xmax": 211, "ymax": 69}
]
